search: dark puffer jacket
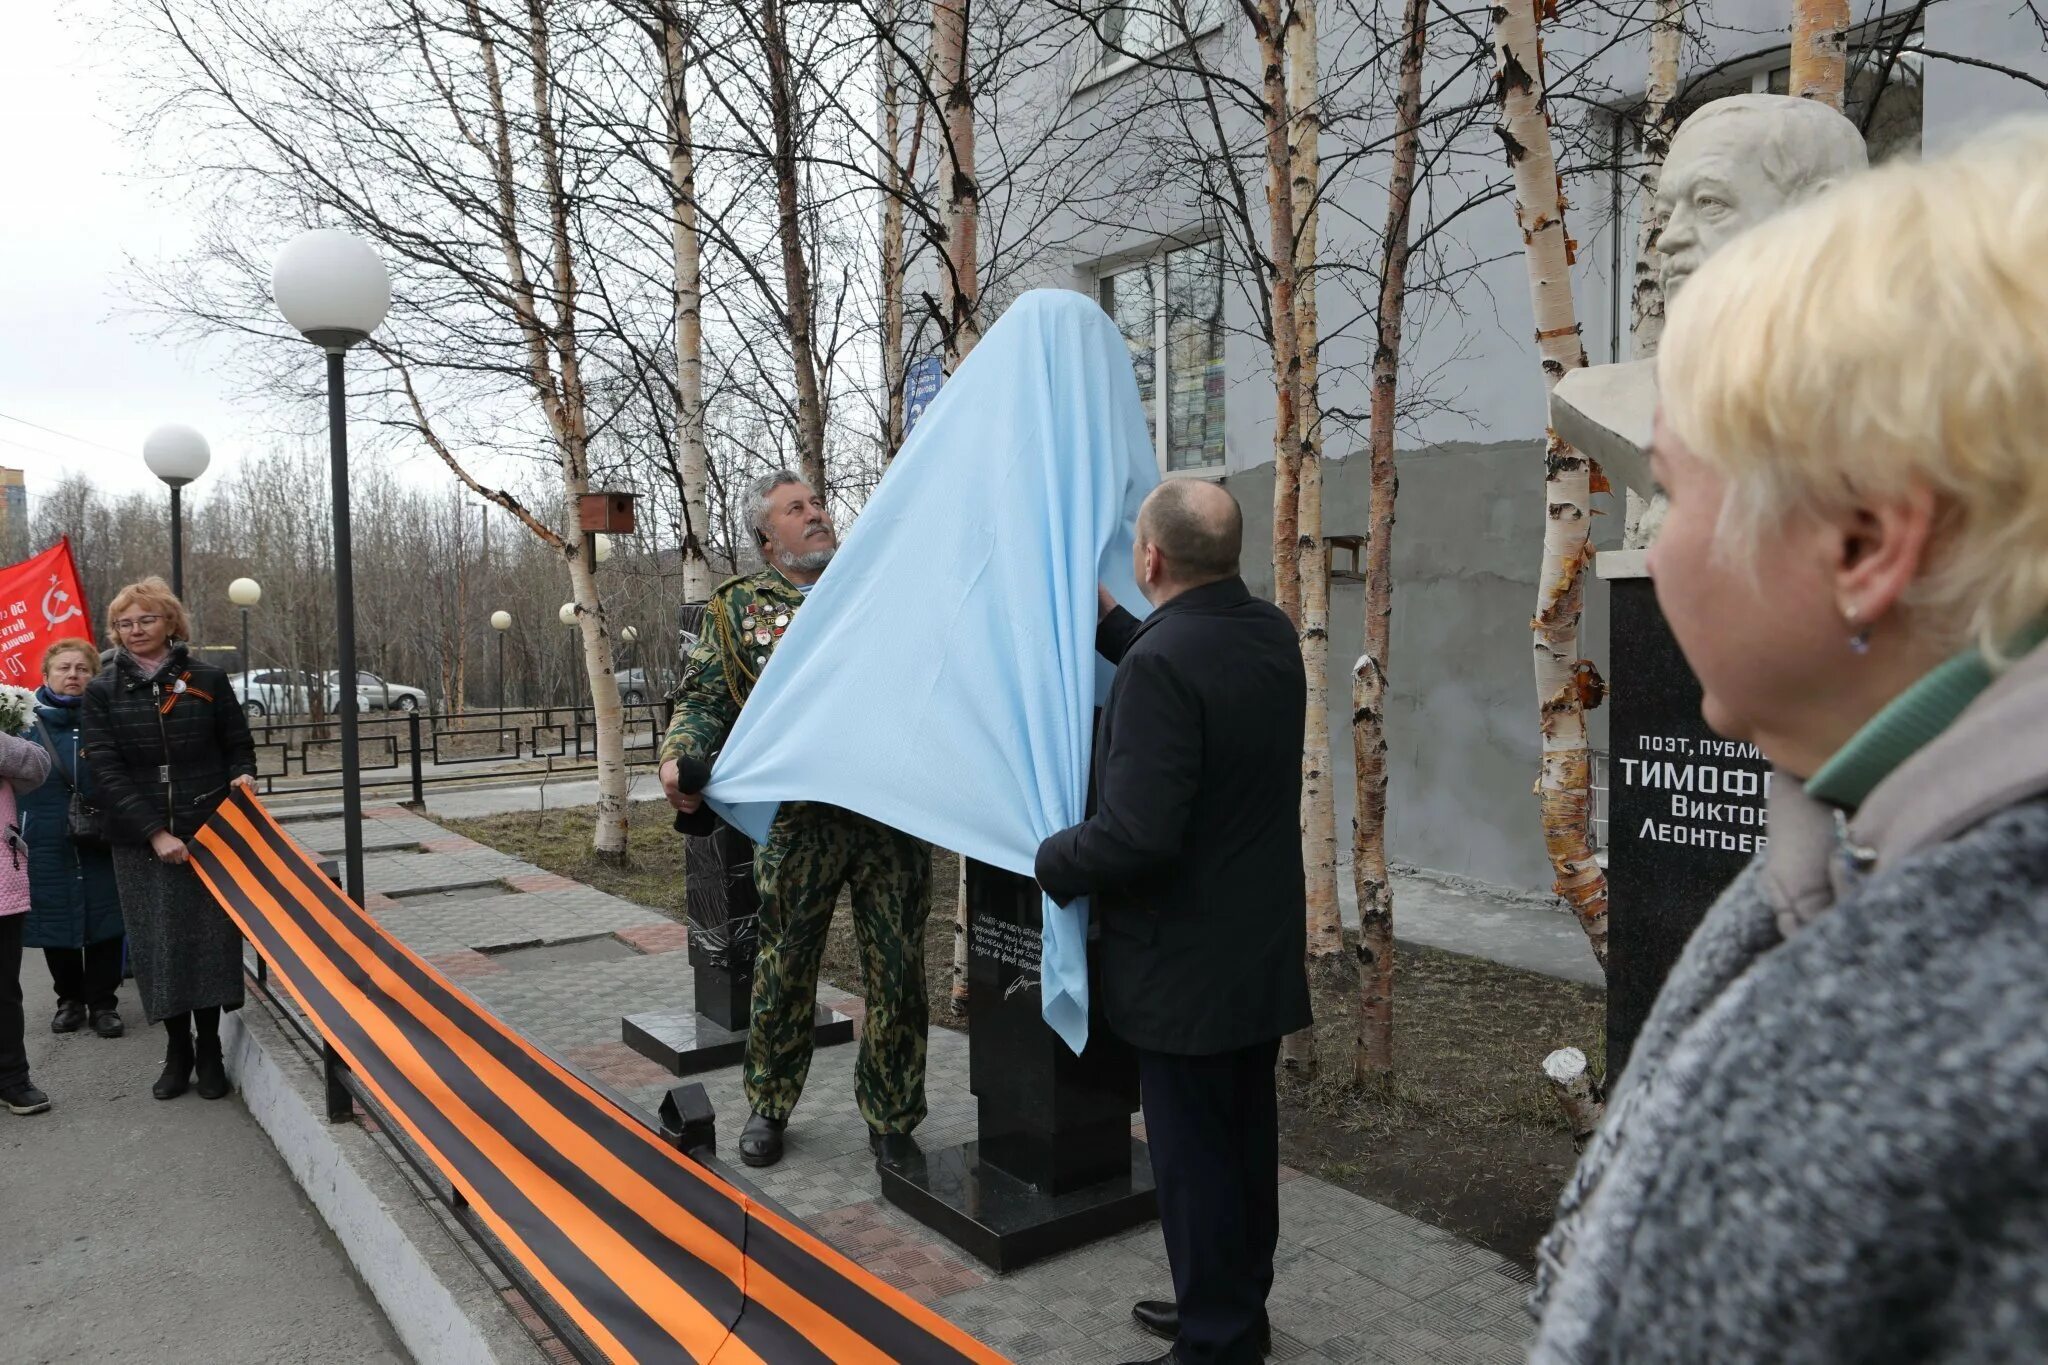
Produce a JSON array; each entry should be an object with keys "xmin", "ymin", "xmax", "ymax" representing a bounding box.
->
[
  {"xmin": 82, "ymin": 646, "xmax": 257, "ymax": 846},
  {"xmin": 23, "ymin": 695, "xmax": 124, "ymax": 948}
]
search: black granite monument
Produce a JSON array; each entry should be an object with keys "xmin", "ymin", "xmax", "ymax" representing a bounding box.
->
[
  {"xmin": 621, "ymin": 601, "xmax": 855, "ymax": 1075},
  {"xmin": 621, "ymin": 821, "xmax": 853, "ymax": 1075},
  {"xmin": 1605, "ymin": 571, "xmax": 1773, "ymax": 1077},
  {"xmin": 878, "ymin": 860, "xmax": 1157, "ymax": 1272}
]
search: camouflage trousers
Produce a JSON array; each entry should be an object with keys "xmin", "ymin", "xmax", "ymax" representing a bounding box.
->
[{"xmin": 745, "ymin": 802, "xmax": 933, "ymax": 1133}]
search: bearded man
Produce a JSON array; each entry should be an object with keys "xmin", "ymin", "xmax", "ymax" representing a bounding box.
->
[{"xmin": 658, "ymin": 471, "xmax": 933, "ymax": 1168}]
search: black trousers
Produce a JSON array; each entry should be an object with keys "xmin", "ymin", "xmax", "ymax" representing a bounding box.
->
[
  {"xmin": 1, "ymin": 914, "xmax": 26, "ymax": 1090},
  {"xmin": 46, "ymin": 938, "xmax": 123, "ymax": 1012},
  {"xmin": 1138, "ymin": 1038, "xmax": 1281, "ymax": 1365}
]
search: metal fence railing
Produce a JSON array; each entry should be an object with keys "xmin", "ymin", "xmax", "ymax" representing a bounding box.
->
[
  {"xmin": 245, "ymin": 701, "xmax": 673, "ymax": 804},
  {"xmin": 1590, "ymin": 749, "xmax": 1611, "ymax": 862}
]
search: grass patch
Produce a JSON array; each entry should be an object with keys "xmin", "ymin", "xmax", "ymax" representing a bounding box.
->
[
  {"xmin": 1280, "ymin": 936, "xmax": 1604, "ymax": 1265},
  {"xmin": 439, "ymin": 799, "xmax": 1601, "ymax": 1264}
]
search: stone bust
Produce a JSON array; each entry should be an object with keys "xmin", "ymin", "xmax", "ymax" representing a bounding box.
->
[{"xmin": 1552, "ymin": 94, "xmax": 1869, "ymax": 538}]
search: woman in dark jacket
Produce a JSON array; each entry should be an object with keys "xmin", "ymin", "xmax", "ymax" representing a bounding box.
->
[
  {"xmin": 82, "ymin": 578, "xmax": 257, "ymax": 1101},
  {"xmin": 25, "ymin": 638, "xmax": 127, "ymax": 1039}
]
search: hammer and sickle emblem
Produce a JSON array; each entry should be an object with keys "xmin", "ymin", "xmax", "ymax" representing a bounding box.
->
[{"xmin": 41, "ymin": 577, "xmax": 82, "ymax": 630}]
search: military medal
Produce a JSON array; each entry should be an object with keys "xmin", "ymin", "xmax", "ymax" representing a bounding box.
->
[
  {"xmin": 775, "ymin": 612, "xmax": 790, "ymax": 628},
  {"xmin": 756, "ymin": 629, "xmax": 772, "ymax": 645}
]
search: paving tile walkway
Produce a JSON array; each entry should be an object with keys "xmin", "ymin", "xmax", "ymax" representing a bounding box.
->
[{"xmin": 280, "ymin": 804, "xmax": 1536, "ymax": 1363}]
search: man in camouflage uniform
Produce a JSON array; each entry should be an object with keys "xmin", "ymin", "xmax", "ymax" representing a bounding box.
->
[{"xmin": 659, "ymin": 471, "xmax": 933, "ymax": 1168}]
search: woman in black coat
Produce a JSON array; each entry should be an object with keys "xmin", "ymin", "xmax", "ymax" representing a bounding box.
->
[{"xmin": 82, "ymin": 578, "xmax": 257, "ymax": 1101}]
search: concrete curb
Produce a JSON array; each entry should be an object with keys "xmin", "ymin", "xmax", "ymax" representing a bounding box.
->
[{"xmin": 224, "ymin": 994, "xmax": 545, "ymax": 1365}]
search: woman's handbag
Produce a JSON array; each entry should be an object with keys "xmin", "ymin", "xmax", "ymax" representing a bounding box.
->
[{"xmin": 33, "ymin": 716, "xmax": 108, "ymax": 850}]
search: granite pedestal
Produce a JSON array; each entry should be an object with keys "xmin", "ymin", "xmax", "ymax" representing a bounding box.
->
[
  {"xmin": 622, "ymin": 820, "xmax": 853, "ymax": 1076},
  {"xmin": 880, "ymin": 861, "xmax": 1156, "ymax": 1272},
  {"xmin": 1602, "ymin": 556, "xmax": 1773, "ymax": 1079}
]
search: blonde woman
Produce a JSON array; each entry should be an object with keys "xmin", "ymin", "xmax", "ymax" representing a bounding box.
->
[
  {"xmin": 81, "ymin": 579, "xmax": 256, "ymax": 1102},
  {"xmin": 1529, "ymin": 124, "xmax": 2048, "ymax": 1359}
]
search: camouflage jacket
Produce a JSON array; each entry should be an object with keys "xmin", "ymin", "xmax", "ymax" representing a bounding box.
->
[{"xmin": 659, "ymin": 567, "xmax": 809, "ymax": 767}]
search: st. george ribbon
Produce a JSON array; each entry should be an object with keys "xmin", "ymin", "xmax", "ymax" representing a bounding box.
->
[{"xmin": 699, "ymin": 289, "xmax": 1159, "ymax": 1052}]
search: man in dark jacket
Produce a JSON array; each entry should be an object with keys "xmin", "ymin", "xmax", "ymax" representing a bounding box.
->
[{"xmin": 1036, "ymin": 480, "xmax": 1310, "ymax": 1365}]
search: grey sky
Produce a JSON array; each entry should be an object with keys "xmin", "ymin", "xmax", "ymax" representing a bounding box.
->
[{"xmin": 0, "ymin": 4, "xmax": 272, "ymax": 504}]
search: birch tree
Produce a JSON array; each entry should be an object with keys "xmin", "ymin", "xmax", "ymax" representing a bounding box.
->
[
  {"xmin": 1351, "ymin": 0, "xmax": 1430, "ymax": 1081},
  {"xmin": 655, "ymin": 2, "xmax": 716, "ymax": 602},
  {"xmin": 1620, "ymin": 0, "xmax": 1684, "ymax": 547},
  {"xmin": 761, "ymin": 0, "xmax": 830, "ymax": 493},
  {"xmin": 933, "ymin": 0, "xmax": 983, "ymax": 364},
  {"xmin": 1494, "ymin": 0, "xmax": 1608, "ymax": 967},
  {"xmin": 125, "ymin": 0, "xmax": 643, "ymax": 858},
  {"xmin": 1246, "ymin": 0, "xmax": 1307, "ymax": 633},
  {"xmin": 1630, "ymin": 0, "xmax": 1684, "ymax": 356},
  {"xmin": 1282, "ymin": 0, "xmax": 1353, "ymax": 1073},
  {"xmin": 1790, "ymin": 0, "xmax": 1851, "ymax": 109},
  {"xmin": 877, "ymin": 1, "xmax": 923, "ymax": 459}
]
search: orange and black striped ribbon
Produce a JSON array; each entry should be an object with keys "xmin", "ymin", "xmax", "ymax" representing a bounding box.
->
[{"xmin": 190, "ymin": 788, "xmax": 1005, "ymax": 1365}]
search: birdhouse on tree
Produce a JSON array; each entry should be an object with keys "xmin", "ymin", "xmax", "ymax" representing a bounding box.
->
[{"xmin": 578, "ymin": 492, "xmax": 637, "ymax": 535}]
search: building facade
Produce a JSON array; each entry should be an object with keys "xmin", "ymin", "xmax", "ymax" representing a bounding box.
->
[{"xmin": 953, "ymin": 0, "xmax": 2047, "ymax": 893}]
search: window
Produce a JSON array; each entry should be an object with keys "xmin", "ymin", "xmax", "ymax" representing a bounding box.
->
[
  {"xmin": 1086, "ymin": 1, "xmax": 1228, "ymax": 84},
  {"xmin": 1098, "ymin": 239, "xmax": 1227, "ymax": 472}
]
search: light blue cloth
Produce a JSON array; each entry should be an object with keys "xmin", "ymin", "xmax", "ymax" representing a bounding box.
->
[{"xmin": 705, "ymin": 289, "xmax": 1160, "ymax": 1053}]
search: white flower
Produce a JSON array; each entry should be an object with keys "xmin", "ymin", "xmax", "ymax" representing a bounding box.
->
[{"xmin": 0, "ymin": 683, "xmax": 37, "ymax": 737}]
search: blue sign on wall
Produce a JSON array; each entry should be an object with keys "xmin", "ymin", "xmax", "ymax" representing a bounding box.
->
[{"xmin": 903, "ymin": 355, "xmax": 945, "ymax": 437}]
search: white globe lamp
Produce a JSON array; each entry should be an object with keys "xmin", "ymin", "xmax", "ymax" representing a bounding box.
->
[{"xmin": 271, "ymin": 229, "xmax": 392, "ymax": 351}]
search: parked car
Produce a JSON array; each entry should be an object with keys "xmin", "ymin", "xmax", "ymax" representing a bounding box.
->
[
  {"xmin": 614, "ymin": 667, "xmax": 657, "ymax": 705},
  {"xmin": 326, "ymin": 670, "xmax": 428, "ymax": 712},
  {"xmin": 231, "ymin": 669, "xmax": 355, "ymax": 718}
]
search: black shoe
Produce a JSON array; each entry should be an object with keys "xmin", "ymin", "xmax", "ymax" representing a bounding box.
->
[
  {"xmin": 194, "ymin": 1036, "xmax": 231, "ymax": 1101},
  {"xmin": 1132, "ymin": 1301, "xmax": 1273, "ymax": 1355},
  {"xmin": 1133, "ymin": 1302, "xmax": 1177, "ymax": 1342},
  {"xmin": 154, "ymin": 1024, "xmax": 195, "ymax": 1101},
  {"xmin": 738, "ymin": 1112, "xmax": 787, "ymax": 1167},
  {"xmin": 90, "ymin": 1009, "xmax": 125, "ymax": 1039},
  {"xmin": 2, "ymin": 1082, "xmax": 51, "ymax": 1115},
  {"xmin": 1117, "ymin": 1354, "xmax": 1176, "ymax": 1365},
  {"xmin": 868, "ymin": 1130, "xmax": 920, "ymax": 1165},
  {"xmin": 51, "ymin": 1000, "xmax": 86, "ymax": 1033}
]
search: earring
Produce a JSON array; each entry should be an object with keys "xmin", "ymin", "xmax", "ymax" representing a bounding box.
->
[{"xmin": 1844, "ymin": 604, "xmax": 1872, "ymax": 655}]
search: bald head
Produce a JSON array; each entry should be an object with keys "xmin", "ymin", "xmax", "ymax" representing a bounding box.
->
[{"xmin": 1137, "ymin": 480, "xmax": 1243, "ymax": 589}]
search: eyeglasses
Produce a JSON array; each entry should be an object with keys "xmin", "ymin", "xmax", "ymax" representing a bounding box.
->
[{"xmin": 113, "ymin": 615, "xmax": 164, "ymax": 633}]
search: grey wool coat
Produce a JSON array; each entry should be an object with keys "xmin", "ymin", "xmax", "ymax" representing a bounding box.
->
[{"xmin": 1528, "ymin": 642, "xmax": 2048, "ymax": 1363}]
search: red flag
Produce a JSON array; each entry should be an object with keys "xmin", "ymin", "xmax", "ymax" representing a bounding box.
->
[{"xmin": 0, "ymin": 538, "xmax": 94, "ymax": 685}]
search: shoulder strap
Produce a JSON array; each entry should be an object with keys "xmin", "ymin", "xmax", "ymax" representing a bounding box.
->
[{"xmin": 32, "ymin": 716, "xmax": 77, "ymax": 792}]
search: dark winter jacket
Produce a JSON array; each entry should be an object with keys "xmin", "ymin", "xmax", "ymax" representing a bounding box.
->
[
  {"xmin": 1034, "ymin": 578, "xmax": 1313, "ymax": 1055},
  {"xmin": 23, "ymin": 694, "xmax": 124, "ymax": 949},
  {"xmin": 82, "ymin": 646, "xmax": 257, "ymax": 846}
]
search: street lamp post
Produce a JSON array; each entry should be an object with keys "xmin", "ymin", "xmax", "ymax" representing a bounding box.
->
[
  {"xmin": 144, "ymin": 425, "xmax": 211, "ymax": 599},
  {"xmin": 560, "ymin": 602, "xmax": 582, "ymax": 755},
  {"xmin": 559, "ymin": 602, "xmax": 581, "ymax": 711},
  {"xmin": 620, "ymin": 624, "xmax": 640, "ymax": 701},
  {"xmin": 272, "ymin": 228, "xmax": 391, "ymax": 909},
  {"xmin": 229, "ymin": 578, "xmax": 261, "ymax": 708},
  {"xmin": 491, "ymin": 610, "xmax": 511, "ymax": 712}
]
